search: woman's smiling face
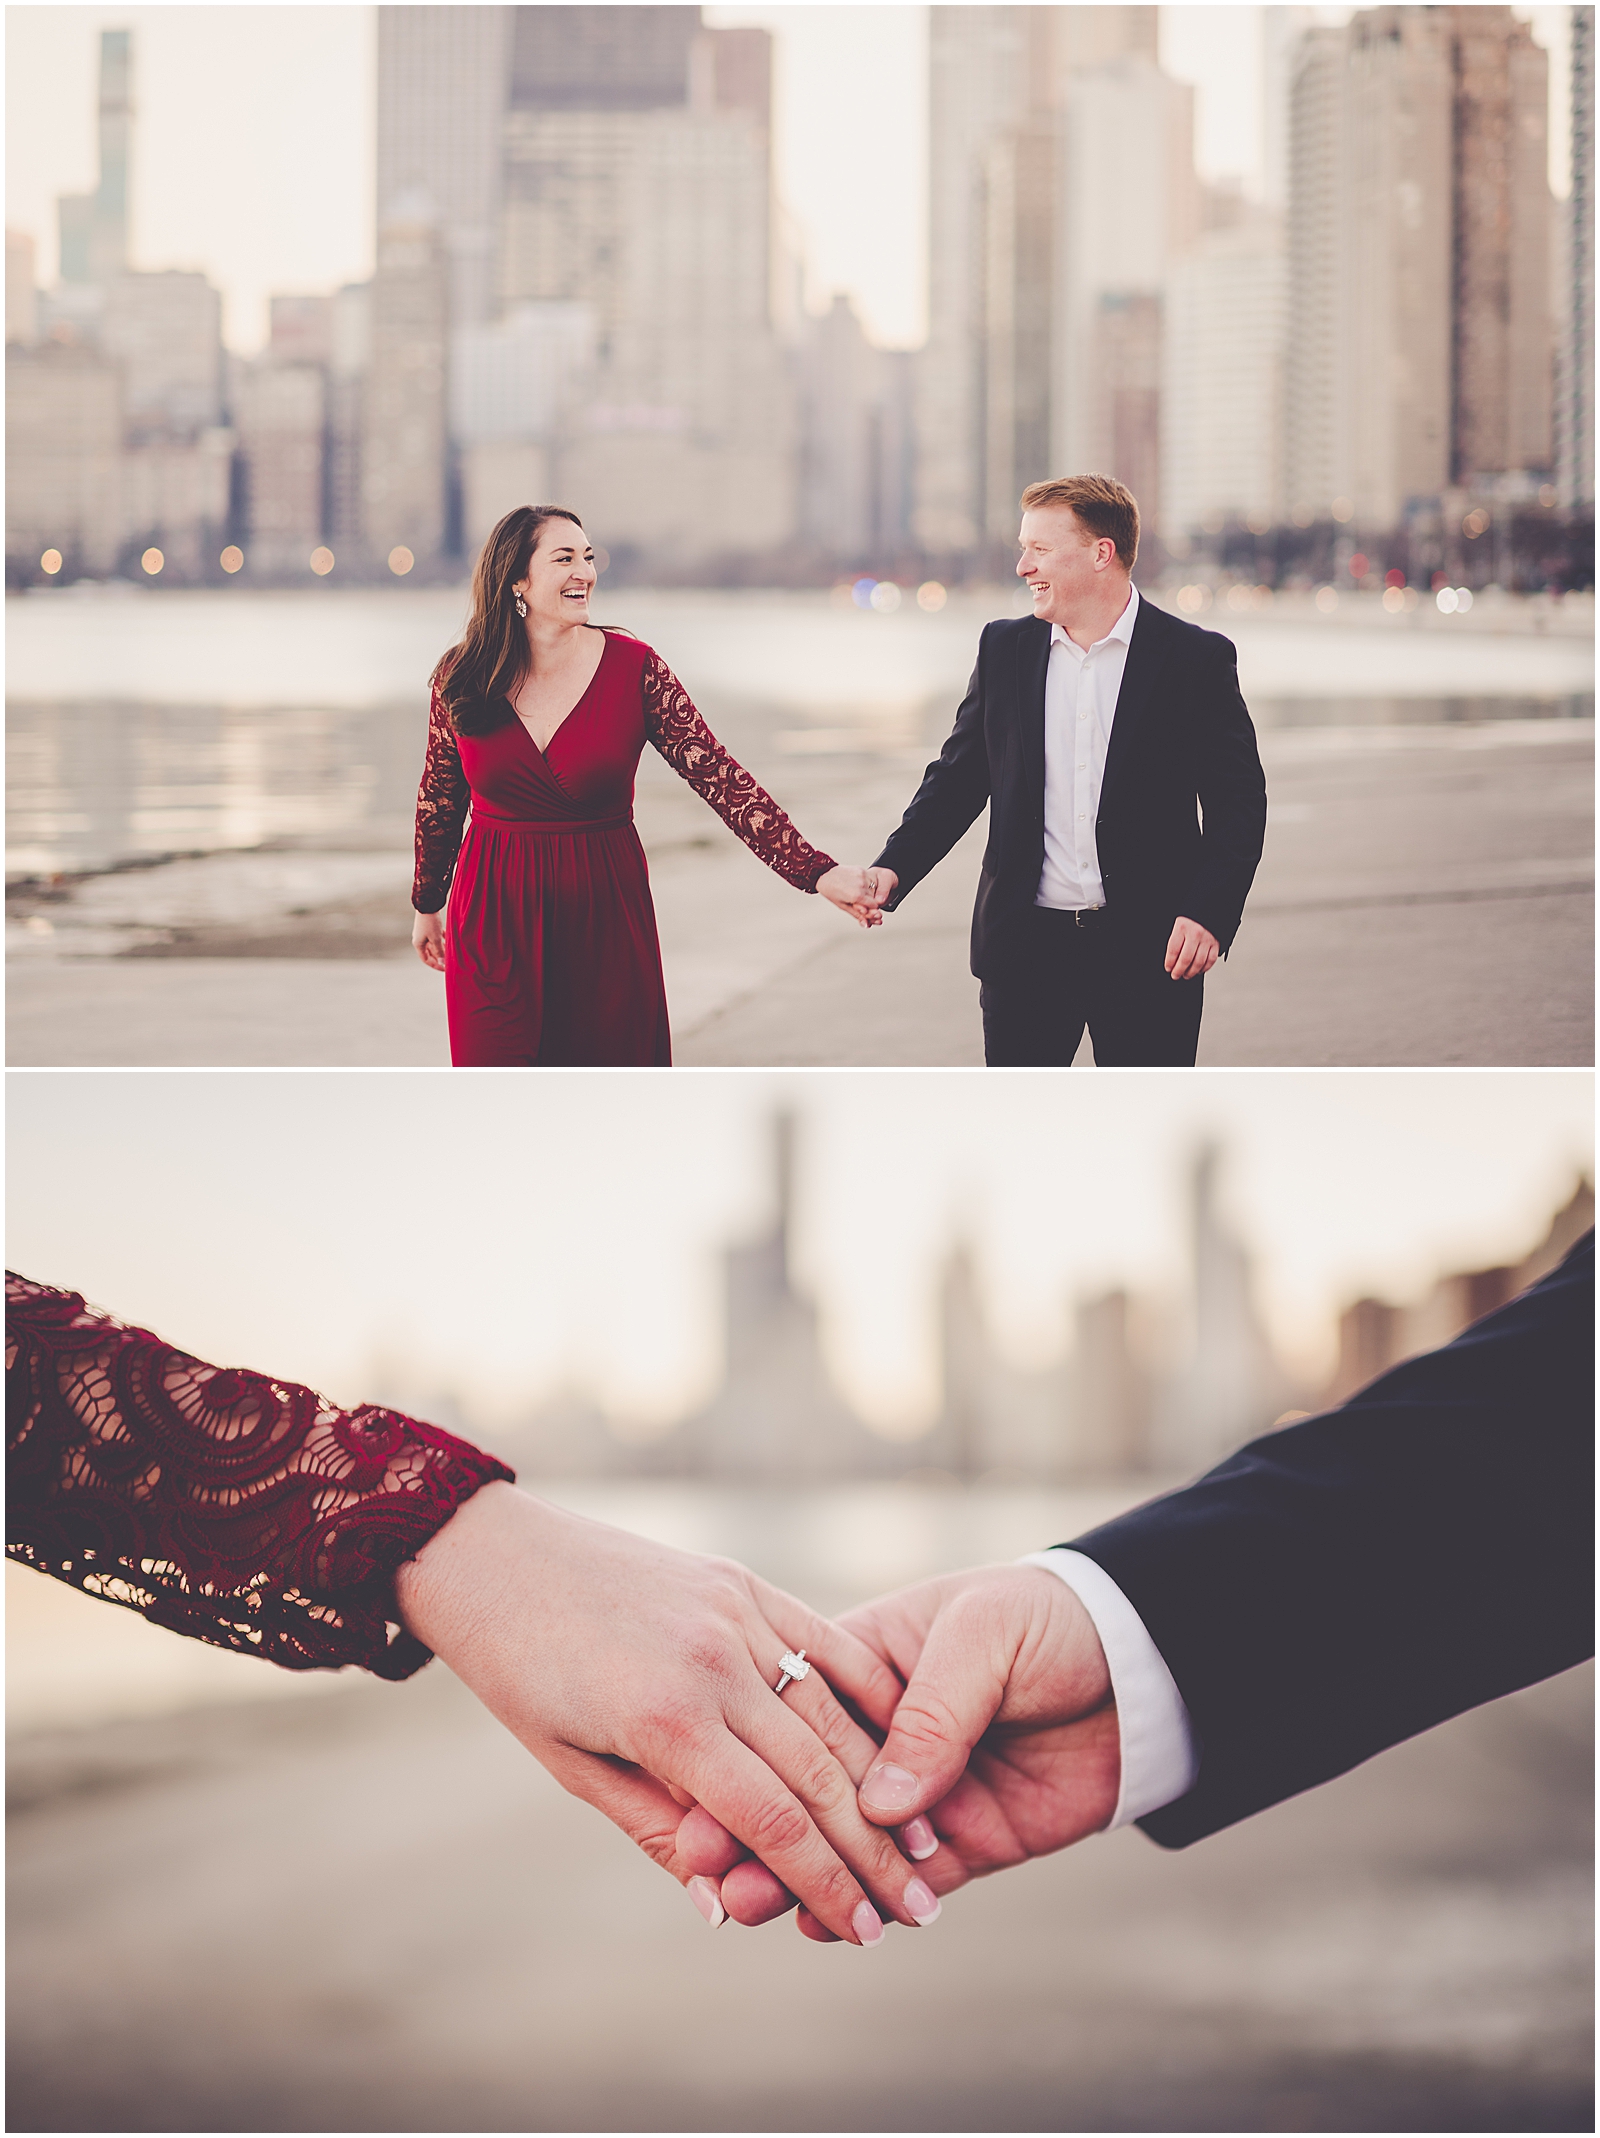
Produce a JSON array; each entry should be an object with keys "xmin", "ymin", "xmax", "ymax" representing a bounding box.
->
[{"xmin": 514, "ymin": 519, "xmax": 597, "ymax": 626}]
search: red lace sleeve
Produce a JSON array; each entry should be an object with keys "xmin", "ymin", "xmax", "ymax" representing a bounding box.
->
[
  {"xmin": 413, "ymin": 686, "xmax": 471, "ymax": 913},
  {"xmin": 641, "ymin": 650, "xmax": 837, "ymax": 893},
  {"xmin": 5, "ymin": 1273, "xmax": 514, "ymax": 1681}
]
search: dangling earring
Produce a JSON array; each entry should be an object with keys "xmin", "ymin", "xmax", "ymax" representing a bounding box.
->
[{"xmin": 514, "ymin": 593, "xmax": 527, "ymax": 619}]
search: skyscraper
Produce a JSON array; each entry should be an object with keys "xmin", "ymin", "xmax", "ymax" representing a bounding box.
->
[
  {"xmin": 57, "ymin": 29, "xmax": 131, "ymax": 290},
  {"xmin": 1343, "ymin": 8, "xmax": 1454, "ymax": 524},
  {"xmin": 1162, "ymin": 208, "xmax": 1287, "ymax": 538},
  {"xmin": 1557, "ymin": 3, "xmax": 1594, "ymax": 508},
  {"xmin": 376, "ymin": 7, "xmax": 511, "ymax": 333},
  {"xmin": 1284, "ymin": 6, "xmax": 1555, "ymax": 532},
  {"xmin": 501, "ymin": 10, "xmax": 794, "ymax": 566},
  {"xmin": 362, "ymin": 222, "xmax": 449, "ymax": 567},
  {"xmin": 915, "ymin": 7, "xmax": 1191, "ymax": 564},
  {"xmin": 1450, "ymin": 7, "xmax": 1553, "ymax": 486}
]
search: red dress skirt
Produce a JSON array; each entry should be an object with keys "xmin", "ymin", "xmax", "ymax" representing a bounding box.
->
[{"xmin": 413, "ymin": 629, "xmax": 835, "ymax": 1067}]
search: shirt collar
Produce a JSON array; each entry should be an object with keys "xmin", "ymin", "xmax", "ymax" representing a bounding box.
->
[{"xmin": 1050, "ymin": 583, "xmax": 1140, "ymax": 653}]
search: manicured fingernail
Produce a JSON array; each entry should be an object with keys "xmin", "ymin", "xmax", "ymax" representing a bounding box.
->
[
  {"xmin": 902, "ymin": 1815, "xmax": 938, "ymax": 1860},
  {"xmin": 861, "ymin": 1763, "xmax": 920, "ymax": 1812},
  {"xmin": 904, "ymin": 1877, "xmax": 941, "ymax": 1925},
  {"xmin": 853, "ymin": 1900, "xmax": 885, "ymax": 1947},
  {"xmin": 687, "ymin": 1876, "xmax": 726, "ymax": 1928}
]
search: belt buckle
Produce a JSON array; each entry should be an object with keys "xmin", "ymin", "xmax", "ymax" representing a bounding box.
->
[{"xmin": 1073, "ymin": 906, "xmax": 1099, "ymax": 928}]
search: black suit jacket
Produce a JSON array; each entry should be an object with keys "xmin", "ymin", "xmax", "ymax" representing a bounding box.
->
[
  {"xmin": 874, "ymin": 597, "xmax": 1268, "ymax": 978},
  {"xmin": 1063, "ymin": 1233, "xmax": 1594, "ymax": 1848}
]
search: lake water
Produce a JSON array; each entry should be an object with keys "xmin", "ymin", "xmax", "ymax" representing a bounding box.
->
[
  {"xmin": 7, "ymin": 583, "xmax": 1593, "ymax": 877},
  {"xmin": 7, "ymin": 1475, "xmax": 1164, "ymax": 1733}
]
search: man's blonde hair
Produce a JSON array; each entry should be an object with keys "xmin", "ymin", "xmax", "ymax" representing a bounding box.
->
[{"xmin": 1020, "ymin": 474, "xmax": 1139, "ymax": 570}]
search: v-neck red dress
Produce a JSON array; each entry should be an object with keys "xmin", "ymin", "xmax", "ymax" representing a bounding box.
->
[{"xmin": 412, "ymin": 628, "xmax": 836, "ymax": 1066}]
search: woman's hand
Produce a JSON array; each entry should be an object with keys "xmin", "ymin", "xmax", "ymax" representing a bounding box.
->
[
  {"xmin": 393, "ymin": 1482, "xmax": 943, "ymax": 1945},
  {"xmin": 677, "ymin": 1564, "xmax": 1120, "ymax": 1940},
  {"xmin": 412, "ymin": 909, "xmax": 446, "ymax": 971},
  {"xmin": 816, "ymin": 865, "xmax": 888, "ymax": 928}
]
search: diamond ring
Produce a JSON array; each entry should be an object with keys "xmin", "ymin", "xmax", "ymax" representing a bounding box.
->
[{"xmin": 774, "ymin": 1649, "xmax": 811, "ymax": 1696}]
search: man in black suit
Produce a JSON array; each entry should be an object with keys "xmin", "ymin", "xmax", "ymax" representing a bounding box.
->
[
  {"xmin": 838, "ymin": 1230, "xmax": 1594, "ymax": 1889},
  {"xmin": 673, "ymin": 1233, "xmax": 1591, "ymax": 1931},
  {"xmin": 863, "ymin": 474, "xmax": 1268, "ymax": 1066}
]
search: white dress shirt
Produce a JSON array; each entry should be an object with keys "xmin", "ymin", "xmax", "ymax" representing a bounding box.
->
[
  {"xmin": 1018, "ymin": 1545, "xmax": 1199, "ymax": 1829},
  {"xmin": 1035, "ymin": 584, "xmax": 1140, "ymax": 911}
]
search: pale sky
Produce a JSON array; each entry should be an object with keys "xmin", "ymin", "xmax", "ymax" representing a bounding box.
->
[
  {"xmin": 6, "ymin": 6, "xmax": 1573, "ymax": 355},
  {"xmin": 7, "ymin": 1071, "xmax": 1591, "ymax": 1440}
]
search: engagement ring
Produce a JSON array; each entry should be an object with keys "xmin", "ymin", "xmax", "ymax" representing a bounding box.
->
[{"xmin": 774, "ymin": 1649, "xmax": 811, "ymax": 1695}]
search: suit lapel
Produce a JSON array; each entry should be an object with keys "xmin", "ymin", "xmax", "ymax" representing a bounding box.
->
[
  {"xmin": 1017, "ymin": 616, "xmax": 1052, "ymax": 809},
  {"xmin": 1099, "ymin": 597, "xmax": 1164, "ymax": 812}
]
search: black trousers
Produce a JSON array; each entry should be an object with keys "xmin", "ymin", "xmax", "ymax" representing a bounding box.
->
[{"xmin": 979, "ymin": 909, "xmax": 1205, "ymax": 1067}]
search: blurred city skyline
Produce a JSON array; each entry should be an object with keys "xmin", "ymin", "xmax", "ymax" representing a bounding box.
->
[
  {"xmin": 4, "ymin": 6, "xmax": 1578, "ymax": 356},
  {"xmin": 6, "ymin": 1070, "xmax": 1592, "ymax": 1445},
  {"xmin": 6, "ymin": 4, "xmax": 1592, "ymax": 590}
]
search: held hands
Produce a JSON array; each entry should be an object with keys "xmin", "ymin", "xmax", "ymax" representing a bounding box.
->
[
  {"xmin": 1165, "ymin": 915, "xmax": 1219, "ymax": 980},
  {"xmin": 816, "ymin": 865, "xmax": 898, "ymax": 929},
  {"xmin": 412, "ymin": 909, "xmax": 446, "ymax": 972},
  {"xmin": 394, "ymin": 1483, "xmax": 942, "ymax": 1945},
  {"xmin": 676, "ymin": 1564, "xmax": 1121, "ymax": 1939}
]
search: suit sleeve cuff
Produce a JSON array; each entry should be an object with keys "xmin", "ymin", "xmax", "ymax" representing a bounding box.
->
[{"xmin": 1018, "ymin": 1548, "xmax": 1200, "ymax": 1829}]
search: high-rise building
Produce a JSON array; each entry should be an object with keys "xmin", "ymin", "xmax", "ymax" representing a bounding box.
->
[
  {"xmin": 1557, "ymin": 3, "xmax": 1594, "ymax": 507},
  {"xmin": 121, "ymin": 427, "xmax": 234, "ymax": 579},
  {"xmin": 670, "ymin": 1113, "xmax": 883, "ymax": 1482},
  {"xmin": 501, "ymin": 13, "xmax": 794, "ymax": 567},
  {"xmin": 6, "ymin": 229, "xmax": 37, "ymax": 345},
  {"xmin": 234, "ymin": 362, "xmax": 327, "ymax": 572},
  {"xmin": 1054, "ymin": 49, "xmax": 1198, "ymax": 513},
  {"xmin": 99, "ymin": 271, "xmax": 225, "ymax": 438},
  {"xmin": 326, "ymin": 282, "xmax": 371, "ymax": 551},
  {"xmin": 915, "ymin": 7, "xmax": 1189, "ymax": 564},
  {"xmin": 57, "ymin": 29, "xmax": 131, "ymax": 289},
  {"xmin": 1284, "ymin": 6, "xmax": 1555, "ymax": 532},
  {"xmin": 362, "ymin": 221, "xmax": 449, "ymax": 566},
  {"xmin": 1343, "ymin": 8, "xmax": 1454, "ymax": 525},
  {"xmin": 1283, "ymin": 27, "xmax": 1351, "ymax": 523},
  {"xmin": 5, "ymin": 341, "xmax": 125, "ymax": 576},
  {"xmin": 1152, "ymin": 1144, "xmax": 1293, "ymax": 1471},
  {"xmin": 376, "ymin": 6, "xmax": 511, "ymax": 332},
  {"xmin": 1065, "ymin": 1289, "xmax": 1152, "ymax": 1477},
  {"xmin": 450, "ymin": 301, "xmax": 594, "ymax": 550},
  {"xmin": 793, "ymin": 293, "xmax": 911, "ymax": 566},
  {"xmin": 1451, "ymin": 7, "xmax": 1554, "ymax": 485},
  {"xmin": 1163, "ymin": 210, "xmax": 1287, "ymax": 538}
]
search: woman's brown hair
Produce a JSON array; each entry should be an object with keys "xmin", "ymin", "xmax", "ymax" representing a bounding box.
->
[{"xmin": 431, "ymin": 505, "xmax": 586, "ymax": 734}]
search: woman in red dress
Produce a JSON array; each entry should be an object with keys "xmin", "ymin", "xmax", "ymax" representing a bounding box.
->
[
  {"xmin": 412, "ymin": 505, "xmax": 878, "ymax": 1065},
  {"xmin": 7, "ymin": 1270, "xmax": 941, "ymax": 1945}
]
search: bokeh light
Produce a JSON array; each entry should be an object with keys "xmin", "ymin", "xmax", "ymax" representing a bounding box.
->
[
  {"xmin": 39, "ymin": 549, "xmax": 62, "ymax": 575},
  {"xmin": 310, "ymin": 547, "xmax": 335, "ymax": 576},
  {"xmin": 219, "ymin": 547, "xmax": 244, "ymax": 574},
  {"xmin": 140, "ymin": 548, "xmax": 164, "ymax": 576},
  {"xmin": 387, "ymin": 546, "xmax": 414, "ymax": 577},
  {"xmin": 869, "ymin": 580, "xmax": 901, "ymax": 613},
  {"xmin": 915, "ymin": 581, "xmax": 946, "ymax": 612}
]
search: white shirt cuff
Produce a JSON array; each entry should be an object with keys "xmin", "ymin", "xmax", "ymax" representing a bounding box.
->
[{"xmin": 1018, "ymin": 1547, "xmax": 1200, "ymax": 1830}]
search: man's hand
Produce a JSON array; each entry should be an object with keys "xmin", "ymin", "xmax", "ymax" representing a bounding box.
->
[
  {"xmin": 815, "ymin": 866, "xmax": 886, "ymax": 928},
  {"xmin": 1164, "ymin": 915, "xmax": 1219, "ymax": 980},
  {"xmin": 678, "ymin": 1564, "xmax": 1121, "ymax": 1939},
  {"xmin": 394, "ymin": 1483, "xmax": 940, "ymax": 1945}
]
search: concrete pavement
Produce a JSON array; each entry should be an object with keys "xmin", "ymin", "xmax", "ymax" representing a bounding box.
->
[
  {"xmin": 8, "ymin": 1643, "xmax": 1591, "ymax": 2132},
  {"xmin": 8, "ymin": 716, "xmax": 1590, "ymax": 1068}
]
